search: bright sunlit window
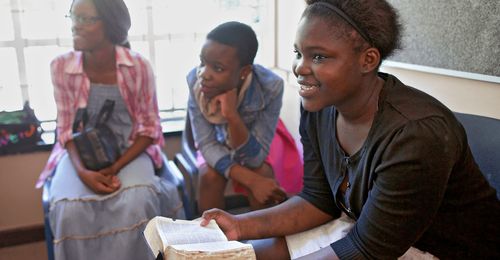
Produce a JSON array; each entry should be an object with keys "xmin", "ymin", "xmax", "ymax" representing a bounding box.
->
[{"xmin": 0, "ymin": 0, "xmax": 276, "ymax": 139}]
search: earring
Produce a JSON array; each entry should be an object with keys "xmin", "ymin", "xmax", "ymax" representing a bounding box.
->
[{"xmin": 241, "ymin": 76, "xmax": 245, "ymax": 80}]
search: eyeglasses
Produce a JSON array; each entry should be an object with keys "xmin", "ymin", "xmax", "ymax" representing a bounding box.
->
[{"xmin": 65, "ymin": 14, "xmax": 101, "ymax": 25}]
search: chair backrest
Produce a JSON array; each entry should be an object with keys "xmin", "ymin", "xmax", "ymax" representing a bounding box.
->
[
  {"xmin": 180, "ymin": 111, "xmax": 197, "ymax": 170},
  {"xmin": 454, "ymin": 112, "xmax": 500, "ymax": 198},
  {"xmin": 155, "ymin": 153, "xmax": 192, "ymax": 218},
  {"xmin": 173, "ymin": 111, "xmax": 199, "ymax": 219}
]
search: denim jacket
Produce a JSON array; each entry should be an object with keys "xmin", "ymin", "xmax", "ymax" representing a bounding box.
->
[{"xmin": 187, "ymin": 64, "xmax": 284, "ymax": 178}]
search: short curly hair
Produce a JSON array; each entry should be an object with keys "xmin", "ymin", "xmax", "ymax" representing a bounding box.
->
[
  {"xmin": 303, "ymin": 0, "xmax": 402, "ymax": 63},
  {"xmin": 206, "ymin": 21, "xmax": 259, "ymax": 66}
]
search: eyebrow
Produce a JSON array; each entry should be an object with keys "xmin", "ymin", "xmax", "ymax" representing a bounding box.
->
[
  {"xmin": 212, "ymin": 61, "xmax": 225, "ymax": 68},
  {"xmin": 294, "ymin": 43, "xmax": 329, "ymax": 53},
  {"xmin": 200, "ymin": 56, "xmax": 226, "ymax": 68},
  {"xmin": 70, "ymin": 11, "xmax": 100, "ymax": 18}
]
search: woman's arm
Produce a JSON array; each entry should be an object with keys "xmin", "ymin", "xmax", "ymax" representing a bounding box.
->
[
  {"xmin": 187, "ymin": 76, "xmax": 234, "ymax": 176},
  {"xmin": 65, "ymin": 140, "xmax": 86, "ymax": 174},
  {"xmin": 231, "ymin": 78, "xmax": 284, "ymax": 168},
  {"xmin": 202, "ymin": 196, "xmax": 333, "ymax": 240},
  {"xmin": 131, "ymin": 56, "xmax": 163, "ymax": 145},
  {"xmin": 217, "ymin": 88, "xmax": 248, "ymax": 148},
  {"xmin": 100, "ymin": 136, "xmax": 153, "ymax": 176},
  {"xmin": 65, "ymin": 140, "xmax": 120, "ymax": 194},
  {"xmin": 228, "ymin": 163, "xmax": 286, "ymax": 204},
  {"xmin": 51, "ymin": 56, "xmax": 77, "ymax": 147},
  {"xmin": 214, "ymin": 85, "xmax": 287, "ymax": 205}
]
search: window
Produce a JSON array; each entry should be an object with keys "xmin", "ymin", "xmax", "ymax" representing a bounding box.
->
[{"xmin": 0, "ymin": 0, "xmax": 276, "ymax": 139}]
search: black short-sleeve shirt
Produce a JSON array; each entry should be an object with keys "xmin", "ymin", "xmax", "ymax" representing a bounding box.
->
[{"xmin": 298, "ymin": 73, "xmax": 500, "ymax": 259}]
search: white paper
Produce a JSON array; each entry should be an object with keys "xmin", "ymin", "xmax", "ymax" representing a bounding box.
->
[
  {"xmin": 143, "ymin": 216, "xmax": 228, "ymax": 256},
  {"xmin": 169, "ymin": 240, "xmax": 251, "ymax": 252}
]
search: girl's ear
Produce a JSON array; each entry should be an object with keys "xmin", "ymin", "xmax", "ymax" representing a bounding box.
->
[
  {"xmin": 239, "ymin": 64, "xmax": 252, "ymax": 80},
  {"xmin": 360, "ymin": 47, "xmax": 381, "ymax": 74}
]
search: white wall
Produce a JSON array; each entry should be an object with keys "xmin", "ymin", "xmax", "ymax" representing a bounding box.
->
[
  {"xmin": 380, "ymin": 65, "xmax": 500, "ymax": 119},
  {"xmin": 274, "ymin": 0, "xmax": 304, "ymax": 142}
]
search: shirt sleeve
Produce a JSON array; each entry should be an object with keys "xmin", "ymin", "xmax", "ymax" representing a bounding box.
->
[
  {"xmin": 298, "ymin": 107, "xmax": 339, "ymax": 217},
  {"xmin": 231, "ymin": 78, "xmax": 284, "ymax": 168},
  {"xmin": 51, "ymin": 56, "xmax": 75, "ymax": 146},
  {"xmin": 331, "ymin": 116, "xmax": 459, "ymax": 259},
  {"xmin": 187, "ymin": 72, "xmax": 234, "ymax": 177},
  {"xmin": 133, "ymin": 57, "xmax": 163, "ymax": 144}
]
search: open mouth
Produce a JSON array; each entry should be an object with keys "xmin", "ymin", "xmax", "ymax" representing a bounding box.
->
[
  {"xmin": 300, "ymin": 84, "xmax": 319, "ymax": 91},
  {"xmin": 72, "ymin": 34, "xmax": 85, "ymax": 41},
  {"xmin": 298, "ymin": 84, "xmax": 320, "ymax": 98}
]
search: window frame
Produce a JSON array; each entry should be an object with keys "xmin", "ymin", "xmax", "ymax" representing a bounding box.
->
[{"xmin": 0, "ymin": 0, "xmax": 279, "ymax": 148}]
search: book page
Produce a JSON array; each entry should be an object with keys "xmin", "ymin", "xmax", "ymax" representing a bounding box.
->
[
  {"xmin": 169, "ymin": 240, "xmax": 251, "ymax": 252},
  {"xmin": 158, "ymin": 218, "xmax": 227, "ymax": 245},
  {"xmin": 144, "ymin": 216, "xmax": 228, "ymax": 255},
  {"xmin": 144, "ymin": 217, "xmax": 165, "ymax": 256},
  {"xmin": 166, "ymin": 241, "xmax": 256, "ymax": 260}
]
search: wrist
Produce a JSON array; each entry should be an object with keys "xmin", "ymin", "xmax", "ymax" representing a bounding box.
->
[
  {"xmin": 228, "ymin": 165, "xmax": 256, "ymax": 188},
  {"xmin": 110, "ymin": 163, "xmax": 121, "ymax": 175},
  {"xmin": 77, "ymin": 167, "xmax": 89, "ymax": 177},
  {"xmin": 225, "ymin": 111, "xmax": 241, "ymax": 123},
  {"xmin": 246, "ymin": 173, "xmax": 263, "ymax": 192},
  {"xmin": 233, "ymin": 214, "xmax": 248, "ymax": 240}
]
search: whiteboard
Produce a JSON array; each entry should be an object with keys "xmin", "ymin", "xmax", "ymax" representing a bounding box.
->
[{"xmin": 386, "ymin": 0, "xmax": 500, "ymax": 83}]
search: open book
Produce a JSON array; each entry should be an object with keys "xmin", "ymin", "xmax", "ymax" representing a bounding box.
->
[{"xmin": 144, "ymin": 216, "xmax": 256, "ymax": 259}]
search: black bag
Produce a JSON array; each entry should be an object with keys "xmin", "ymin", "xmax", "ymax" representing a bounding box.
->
[
  {"xmin": 0, "ymin": 102, "xmax": 43, "ymax": 155},
  {"xmin": 72, "ymin": 99, "xmax": 121, "ymax": 171}
]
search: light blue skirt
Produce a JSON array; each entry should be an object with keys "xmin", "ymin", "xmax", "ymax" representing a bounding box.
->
[{"xmin": 49, "ymin": 153, "xmax": 184, "ymax": 260}]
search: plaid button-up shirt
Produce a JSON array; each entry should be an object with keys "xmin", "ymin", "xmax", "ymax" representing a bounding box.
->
[{"xmin": 36, "ymin": 46, "xmax": 164, "ymax": 188}]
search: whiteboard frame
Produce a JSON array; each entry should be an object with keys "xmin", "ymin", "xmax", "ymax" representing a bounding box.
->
[{"xmin": 382, "ymin": 61, "xmax": 500, "ymax": 84}]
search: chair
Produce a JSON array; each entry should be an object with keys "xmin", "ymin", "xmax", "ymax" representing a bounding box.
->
[
  {"xmin": 42, "ymin": 153, "xmax": 189, "ymax": 260},
  {"xmin": 174, "ymin": 111, "xmax": 250, "ymax": 219},
  {"xmin": 156, "ymin": 153, "xmax": 194, "ymax": 219},
  {"xmin": 42, "ymin": 174, "xmax": 55, "ymax": 260},
  {"xmin": 454, "ymin": 112, "xmax": 500, "ymax": 198},
  {"xmin": 173, "ymin": 111, "xmax": 199, "ymax": 218}
]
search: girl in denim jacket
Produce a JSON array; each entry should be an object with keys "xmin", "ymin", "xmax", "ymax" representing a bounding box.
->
[{"xmin": 187, "ymin": 21, "xmax": 303, "ymax": 214}]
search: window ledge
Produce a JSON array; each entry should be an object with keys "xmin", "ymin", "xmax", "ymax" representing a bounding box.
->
[{"xmin": 0, "ymin": 119, "xmax": 185, "ymax": 157}]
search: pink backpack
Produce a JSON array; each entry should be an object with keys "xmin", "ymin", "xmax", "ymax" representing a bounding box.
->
[{"xmin": 265, "ymin": 119, "xmax": 303, "ymax": 194}]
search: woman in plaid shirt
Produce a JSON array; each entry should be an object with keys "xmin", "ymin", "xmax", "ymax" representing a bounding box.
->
[{"xmin": 37, "ymin": 0, "xmax": 183, "ymax": 259}]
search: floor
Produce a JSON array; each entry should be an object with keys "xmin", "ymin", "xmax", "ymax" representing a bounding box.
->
[{"xmin": 0, "ymin": 241, "xmax": 47, "ymax": 260}]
